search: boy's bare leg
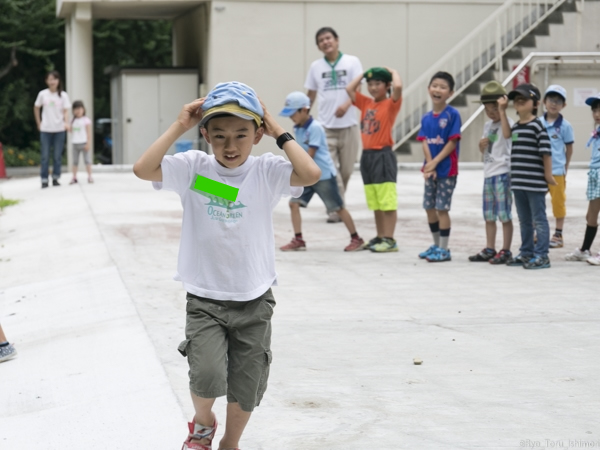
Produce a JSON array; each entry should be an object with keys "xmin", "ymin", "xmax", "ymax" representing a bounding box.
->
[
  {"xmin": 502, "ymin": 220, "xmax": 513, "ymax": 250},
  {"xmin": 485, "ymin": 221, "xmax": 497, "ymax": 249},
  {"xmin": 0, "ymin": 324, "xmax": 7, "ymax": 342},
  {"xmin": 337, "ymin": 208, "xmax": 356, "ymax": 235},
  {"xmin": 437, "ymin": 210, "xmax": 450, "ymax": 230},
  {"xmin": 425, "ymin": 208, "xmax": 438, "ymax": 224},
  {"xmin": 290, "ymin": 202, "xmax": 302, "ymax": 235},
  {"xmin": 382, "ymin": 210, "xmax": 397, "ymax": 238},
  {"xmin": 72, "ymin": 165, "xmax": 77, "ymax": 180},
  {"xmin": 586, "ymin": 199, "xmax": 600, "ymax": 226},
  {"xmin": 190, "ymin": 393, "xmax": 217, "ymax": 445},
  {"xmin": 219, "ymin": 402, "xmax": 252, "ymax": 450},
  {"xmin": 555, "ymin": 217, "xmax": 565, "ymax": 232},
  {"xmin": 374, "ymin": 210, "xmax": 384, "ymax": 237},
  {"xmin": 86, "ymin": 164, "xmax": 93, "ymax": 179}
]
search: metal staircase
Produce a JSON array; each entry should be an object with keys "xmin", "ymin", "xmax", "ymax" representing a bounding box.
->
[{"xmin": 393, "ymin": 0, "xmax": 570, "ymax": 154}]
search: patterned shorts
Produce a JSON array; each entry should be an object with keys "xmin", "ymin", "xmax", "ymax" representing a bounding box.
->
[
  {"xmin": 483, "ymin": 173, "xmax": 512, "ymax": 222},
  {"xmin": 587, "ymin": 169, "xmax": 600, "ymax": 201},
  {"xmin": 423, "ymin": 176, "xmax": 457, "ymax": 211}
]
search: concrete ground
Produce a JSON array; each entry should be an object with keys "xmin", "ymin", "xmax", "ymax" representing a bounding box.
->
[{"xmin": 0, "ymin": 166, "xmax": 598, "ymax": 450}]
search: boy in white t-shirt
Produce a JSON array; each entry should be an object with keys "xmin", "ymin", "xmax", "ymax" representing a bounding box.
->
[
  {"xmin": 469, "ymin": 81, "xmax": 515, "ymax": 264},
  {"xmin": 133, "ymin": 82, "xmax": 320, "ymax": 450},
  {"xmin": 69, "ymin": 100, "xmax": 93, "ymax": 184}
]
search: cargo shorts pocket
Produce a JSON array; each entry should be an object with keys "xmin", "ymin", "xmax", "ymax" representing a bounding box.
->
[
  {"xmin": 257, "ymin": 349, "xmax": 273, "ymax": 399},
  {"xmin": 178, "ymin": 339, "xmax": 190, "ymax": 357}
]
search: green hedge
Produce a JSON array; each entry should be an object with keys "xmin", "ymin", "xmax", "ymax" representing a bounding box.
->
[{"xmin": 2, "ymin": 143, "xmax": 67, "ymax": 167}]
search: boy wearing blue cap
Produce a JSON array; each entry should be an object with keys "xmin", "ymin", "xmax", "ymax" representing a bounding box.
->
[
  {"xmin": 540, "ymin": 84, "xmax": 574, "ymax": 249},
  {"xmin": 278, "ymin": 91, "xmax": 365, "ymax": 252},
  {"xmin": 566, "ymin": 94, "xmax": 600, "ymax": 265},
  {"xmin": 133, "ymin": 81, "xmax": 321, "ymax": 450}
]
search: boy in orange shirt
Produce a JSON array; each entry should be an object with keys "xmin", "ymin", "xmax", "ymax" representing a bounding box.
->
[{"xmin": 346, "ymin": 67, "xmax": 402, "ymax": 252}]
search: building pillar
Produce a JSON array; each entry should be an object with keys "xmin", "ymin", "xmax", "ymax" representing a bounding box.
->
[{"xmin": 65, "ymin": 2, "xmax": 94, "ymax": 169}]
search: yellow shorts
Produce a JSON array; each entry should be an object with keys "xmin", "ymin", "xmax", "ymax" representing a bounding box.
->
[
  {"xmin": 547, "ymin": 175, "xmax": 566, "ymax": 218},
  {"xmin": 364, "ymin": 182, "xmax": 397, "ymax": 211}
]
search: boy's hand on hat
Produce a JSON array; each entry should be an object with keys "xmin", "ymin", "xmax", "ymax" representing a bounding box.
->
[
  {"xmin": 177, "ymin": 98, "xmax": 206, "ymax": 130},
  {"xmin": 259, "ymin": 99, "xmax": 284, "ymax": 138},
  {"xmin": 479, "ymin": 138, "xmax": 489, "ymax": 153},
  {"xmin": 497, "ymin": 95, "xmax": 508, "ymax": 110}
]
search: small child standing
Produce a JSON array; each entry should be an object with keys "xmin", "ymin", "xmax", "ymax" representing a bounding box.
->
[
  {"xmin": 499, "ymin": 83, "xmax": 556, "ymax": 269},
  {"xmin": 565, "ymin": 93, "xmax": 600, "ymax": 264},
  {"xmin": 540, "ymin": 85, "xmax": 574, "ymax": 248},
  {"xmin": 278, "ymin": 92, "xmax": 364, "ymax": 252},
  {"xmin": 416, "ymin": 72, "xmax": 461, "ymax": 262},
  {"xmin": 345, "ymin": 67, "xmax": 403, "ymax": 252},
  {"xmin": 468, "ymin": 81, "xmax": 514, "ymax": 264},
  {"xmin": 69, "ymin": 100, "xmax": 93, "ymax": 184}
]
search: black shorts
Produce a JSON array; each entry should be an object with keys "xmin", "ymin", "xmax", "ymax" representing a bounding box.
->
[{"xmin": 360, "ymin": 146, "xmax": 398, "ymax": 185}]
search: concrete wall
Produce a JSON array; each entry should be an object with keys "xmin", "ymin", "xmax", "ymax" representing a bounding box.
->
[{"xmin": 190, "ymin": 0, "xmax": 501, "ymax": 154}]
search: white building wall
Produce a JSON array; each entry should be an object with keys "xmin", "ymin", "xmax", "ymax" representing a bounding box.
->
[{"xmin": 203, "ymin": 0, "xmax": 500, "ymax": 154}]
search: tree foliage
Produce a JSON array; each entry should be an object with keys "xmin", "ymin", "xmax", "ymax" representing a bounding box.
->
[{"xmin": 0, "ymin": 0, "xmax": 172, "ymax": 150}]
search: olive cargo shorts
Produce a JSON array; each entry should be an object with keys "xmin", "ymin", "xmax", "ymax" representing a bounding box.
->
[{"xmin": 178, "ymin": 289, "xmax": 275, "ymax": 412}]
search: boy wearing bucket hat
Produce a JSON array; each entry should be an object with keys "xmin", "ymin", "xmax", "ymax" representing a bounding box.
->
[
  {"xmin": 346, "ymin": 66, "xmax": 403, "ymax": 252},
  {"xmin": 565, "ymin": 93, "xmax": 600, "ymax": 264},
  {"xmin": 540, "ymin": 84, "xmax": 575, "ymax": 249},
  {"xmin": 133, "ymin": 81, "xmax": 321, "ymax": 450},
  {"xmin": 498, "ymin": 83, "xmax": 556, "ymax": 269},
  {"xmin": 468, "ymin": 81, "xmax": 515, "ymax": 264},
  {"xmin": 278, "ymin": 91, "xmax": 365, "ymax": 252}
]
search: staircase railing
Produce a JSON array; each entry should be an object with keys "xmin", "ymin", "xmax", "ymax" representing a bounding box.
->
[
  {"xmin": 393, "ymin": 0, "xmax": 567, "ymax": 151},
  {"xmin": 461, "ymin": 51, "xmax": 600, "ymax": 133}
]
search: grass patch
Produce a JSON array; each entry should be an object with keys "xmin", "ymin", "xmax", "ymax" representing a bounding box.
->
[{"xmin": 0, "ymin": 196, "xmax": 20, "ymax": 211}]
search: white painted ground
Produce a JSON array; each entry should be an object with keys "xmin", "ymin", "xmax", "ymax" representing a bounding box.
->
[{"xmin": 1, "ymin": 167, "xmax": 598, "ymax": 449}]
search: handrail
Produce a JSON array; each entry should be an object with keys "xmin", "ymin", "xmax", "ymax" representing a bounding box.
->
[
  {"xmin": 461, "ymin": 52, "xmax": 600, "ymax": 132},
  {"xmin": 393, "ymin": 0, "xmax": 566, "ymax": 151}
]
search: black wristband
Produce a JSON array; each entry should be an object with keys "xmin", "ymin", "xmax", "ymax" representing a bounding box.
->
[{"xmin": 276, "ymin": 132, "xmax": 295, "ymax": 149}]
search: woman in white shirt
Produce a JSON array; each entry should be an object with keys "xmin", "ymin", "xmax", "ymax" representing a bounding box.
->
[{"xmin": 34, "ymin": 71, "xmax": 71, "ymax": 188}]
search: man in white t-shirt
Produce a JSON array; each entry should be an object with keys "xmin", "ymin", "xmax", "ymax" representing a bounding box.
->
[
  {"xmin": 305, "ymin": 27, "xmax": 363, "ymax": 221},
  {"xmin": 133, "ymin": 82, "xmax": 320, "ymax": 450}
]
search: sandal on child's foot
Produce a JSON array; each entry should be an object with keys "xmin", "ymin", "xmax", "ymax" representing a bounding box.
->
[
  {"xmin": 69, "ymin": 179, "xmax": 78, "ymax": 185},
  {"xmin": 182, "ymin": 417, "xmax": 218, "ymax": 450}
]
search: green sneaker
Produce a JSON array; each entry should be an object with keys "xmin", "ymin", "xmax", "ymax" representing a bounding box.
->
[
  {"xmin": 370, "ymin": 238, "xmax": 398, "ymax": 253},
  {"xmin": 363, "ymin": 236, "xmax": 382, "ymax": 250}
]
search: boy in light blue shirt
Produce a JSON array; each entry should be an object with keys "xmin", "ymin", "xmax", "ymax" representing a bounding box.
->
[
  {"xmin": 279, "ymin": 91, "xmax": 365, "ymax": 252},
  {"xmin": 566, "ymin": 93, "xmax": 600, "ymax": 264},
  {"xmin": 540, "ymin": 84, "xmax": 574, "ymax": 248}
]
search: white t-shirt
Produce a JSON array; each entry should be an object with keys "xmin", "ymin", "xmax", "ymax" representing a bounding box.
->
[
  {"xmin": 34, "ymin": 89, "xmax": 71, "ymax": 133},
  {"xmin": 482, "ymin": 118, "xmax": 514, "ymax": 178},
  {"xmin": 153, "ymin": 151, "xmax": 302, "ymax": 301},
  {"xmin": 72, "ymin": 116, "xmax": 92, "ymax": 144},
  {"xmin": 304, "ymin": 54, "xmax": 363, "ymax": 129}
]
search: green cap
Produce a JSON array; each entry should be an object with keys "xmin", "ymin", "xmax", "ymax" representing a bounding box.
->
[
  {"xmin": 364, "ymin": 67, "xmax": 392, "ymax": 83},
  {"xmin": 477, "ymin": 80, "xmax": 507, "ymax": 104}
]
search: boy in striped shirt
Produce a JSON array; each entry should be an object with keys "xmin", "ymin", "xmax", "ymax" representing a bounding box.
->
[{"xmin": 498, "ymin": 83, "xmax": 557, "ymax": 269}]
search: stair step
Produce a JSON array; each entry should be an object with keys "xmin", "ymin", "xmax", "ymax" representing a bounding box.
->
[
  {"xmin": 543, "ymin": 9, "xmax": 564, "ymax": 24},
  {"xmin": 558, "ymin": 0, "xmax": 578, "ymax": 12},
  {"xmin": 532, "ymin": 21, "xmax": 550, "ymax": 35}
]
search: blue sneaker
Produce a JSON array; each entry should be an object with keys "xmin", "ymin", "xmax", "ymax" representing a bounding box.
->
[
  {"xmin": 426, "ymin": 247, "xmax": 451, "ymax": 262},
  {"xmin": 523, "ymin": 256, "xmax": 551, "ymax": 270},
  {"xmin": 419, "ymin": 245, "xmax": 438, "ymax": 259}
]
